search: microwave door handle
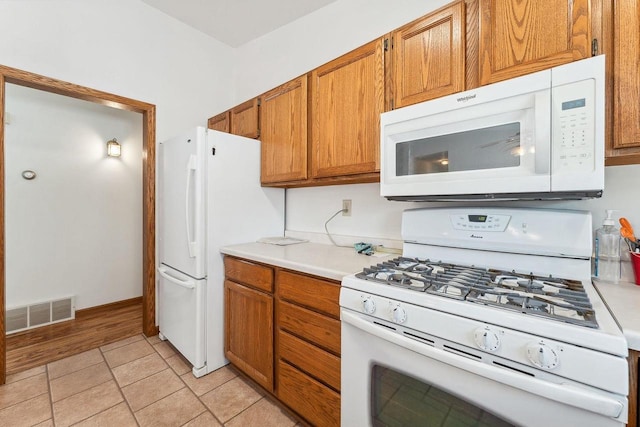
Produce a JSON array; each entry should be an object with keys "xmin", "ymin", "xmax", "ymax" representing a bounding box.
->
[
  {"xmin": 534, "ymin": 91, "xmax": 551, "ymax": 175},
  {"xmin": 341, "ymin": 310, "xmax": 624, "ymax": 419}
]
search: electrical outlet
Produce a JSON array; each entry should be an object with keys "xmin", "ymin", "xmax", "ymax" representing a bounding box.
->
[{"xmin": 342, "ymin": 199, "xmax": 352, "ymax": 216}]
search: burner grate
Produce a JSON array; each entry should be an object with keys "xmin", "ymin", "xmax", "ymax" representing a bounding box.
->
[{"xmin": 356, "ymin": 257, "xmax": 598, "ymax": 328}]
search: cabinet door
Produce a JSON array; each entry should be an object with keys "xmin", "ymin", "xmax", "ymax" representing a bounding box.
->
[
  {"xmin": 310, "ymin": 38, "xmax": 384, "ymax": 178},
  {"xmin": 207, "ymin": 111, "xmax": 230, "ymax": 133},
  {"xmin": 610, "ymin": 0, "xmax": 640, "ymax": 157},
  {"xmin": 391, "ymin": 1, "xmax": 466, "ymax": 108},
  {"xmin": 230, "ymin": 98, "xmax": 260, "ymax": 139},
  {"xmin": 260, "ymin": 76, "xmax": 308, "ymax": 184},
  {"xmin": 478, "ymin": 0, "xmax": 591, "ymax": 85},
  {"xmin": 224, "ymin": 279, "xmax": 273, "ymax": 392}
]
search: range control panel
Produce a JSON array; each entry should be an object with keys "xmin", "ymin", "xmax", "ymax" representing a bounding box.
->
[{"xmin": 450, "ymin": 214, "xmax": 511, "ymax": 232}]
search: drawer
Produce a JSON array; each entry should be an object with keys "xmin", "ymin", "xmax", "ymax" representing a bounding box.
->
[
  {"xmin": 277, "ymin": 300, "xmax": 340, "ymax": 355},
  {"xmin": 224, "ymin": 256, "xmax": 273, "ymax": 293},
  {"xmin": 277, "ymin": 270, "xmax": 340, "ymax": 318},
  {"xmin": 277, "ymin": 360, "xmax": 340, "ymax": 427},
  {"xmin": 278, "ymin": 330, "xmax": 340, "ymax": 391}
]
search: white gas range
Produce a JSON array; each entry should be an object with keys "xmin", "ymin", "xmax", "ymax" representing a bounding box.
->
[{"xmin": 340, "ymin": 207, "xmax": 628, "ymax": 427}]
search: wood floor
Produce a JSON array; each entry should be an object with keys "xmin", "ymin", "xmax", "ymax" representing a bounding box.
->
[{"xmin": 6, "ymin": 299, "xmax": 143, "ymax": 376}]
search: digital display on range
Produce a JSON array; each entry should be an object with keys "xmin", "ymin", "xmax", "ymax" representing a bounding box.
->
[
  {"xmin": 562, "ymin": 98, "xmax": 586, "ymax": 110},
  {"xmin": 468, "ymin": 215, "xmax": 487, "ymax": 223}
]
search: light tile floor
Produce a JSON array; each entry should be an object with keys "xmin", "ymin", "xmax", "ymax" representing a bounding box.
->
[{"xmin": 0, "ymin": 334, "xmax": 301, "ymax": 427}]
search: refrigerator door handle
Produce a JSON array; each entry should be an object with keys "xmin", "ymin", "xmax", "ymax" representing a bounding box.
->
[
  {"xmin": 158, "ymin": 266, "xmax": 196, "ymax": 289},
  {"xmin": 185, "ymin": 155, "xmax": 198, "ymax": 258}
]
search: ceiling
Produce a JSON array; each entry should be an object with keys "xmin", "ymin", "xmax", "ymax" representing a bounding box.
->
[{"xmin": 141, "ymin": 0, "xmax": 338, "ymax": 47}]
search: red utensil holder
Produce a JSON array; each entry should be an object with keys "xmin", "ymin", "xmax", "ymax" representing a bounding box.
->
[{"xmin": 631, "ymin": 252, "xmax": 640, "ymax": 285}]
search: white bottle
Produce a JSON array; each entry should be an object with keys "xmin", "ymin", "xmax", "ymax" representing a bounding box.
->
[{"xmin": 594, "ymin": 210, "xmax": 621, "ymax": 283}]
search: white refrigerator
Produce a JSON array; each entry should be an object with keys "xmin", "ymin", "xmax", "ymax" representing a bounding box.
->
[{"xmin": 157, "ymin": 127, "xmax": 284, "ymax": 377}]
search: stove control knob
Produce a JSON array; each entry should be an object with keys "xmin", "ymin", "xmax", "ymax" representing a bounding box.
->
[
  {"xmin": 526, "ymin": 343, "xmax": 559, "ymax": 370},
  {"xmin": 474, "ymin": 327, "xmax": 501, "ymax": 352},
  {"xmin": 361, "ymin": 297, "xmax": 376, "ymax": 314},
  {"xmin": 390, "ymin": 304, "xmax": 407, "ymax": 324}
]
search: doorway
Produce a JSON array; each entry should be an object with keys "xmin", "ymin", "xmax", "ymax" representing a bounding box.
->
[{"xmin": 0, "ymin": 65, "xmax": 157, "ymax": 385}]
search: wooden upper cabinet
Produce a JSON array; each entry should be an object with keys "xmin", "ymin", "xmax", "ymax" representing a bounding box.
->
[
  {"xmin": 390, "ymin": 1, "xmax": 466, "ymax": 108},
  {"xmin": 608, "ymin": 0, "xmax": 640, "ymax": 163},
  {"xmin": 260, "ymin": 75, "xmax": 308, "ymax": 184},
  {"xmin": 478, "ymin": 0, "xmax": 591, "ymax": 85},
  {"xmin": 230, "ymin": 98, "xmax": 260, "ymax": 139},
  {"xmin": 310, "ymin": 38, "xmax": 385, "ymax": 179},
  {"xmin": 207, "ymin": 111, "xmax": 230, "ymax": 133}
]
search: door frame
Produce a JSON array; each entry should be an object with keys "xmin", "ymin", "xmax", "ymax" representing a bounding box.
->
[{"xmin": 0, "ymin": 65, "xmax": 158, "ymax": 385}]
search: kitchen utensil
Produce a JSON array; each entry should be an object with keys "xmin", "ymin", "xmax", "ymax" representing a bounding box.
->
[
  {"xmin": 620, "ymin": 218, "xmax": 640, "ymax": 251},
  {"xmin": 620, "ymin": 217, "xmax": 636, "ymax": 239},
  {"xmin": 623, "ymin": 237, "xmax": 636, "ymax": 251},
  {"xmin": 621, "ymin": 227, "xmax": 636, "ymax": 243}
]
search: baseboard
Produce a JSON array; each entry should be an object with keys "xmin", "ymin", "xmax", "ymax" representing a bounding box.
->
[{"xmin": 76, "ymin": 296, "xmax": 143, "ymax": 318}]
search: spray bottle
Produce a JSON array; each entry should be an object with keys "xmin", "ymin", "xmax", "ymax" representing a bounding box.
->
[{"xmin": 594, "ymin": 210, "xmax": 621, "ymax": 283}]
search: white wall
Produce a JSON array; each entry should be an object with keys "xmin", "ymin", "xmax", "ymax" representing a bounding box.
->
[
  {"xmin": 0, "ymin": 0, "xmax": 238, "ymax": 310},
  {"xmin": 5, "ymin": 84, "xmax": 143, "ymax": 310},
  {"xmin": 286, "ymin": 166, "xmax": 640, "ymax": 245},
  {"xmin": 0, "ymin": 0, "xmax": 236, "ymax": 140}
]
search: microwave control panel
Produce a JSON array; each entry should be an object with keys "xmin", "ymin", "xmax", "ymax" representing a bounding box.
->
[
  {"xmin": 450, "ymin": 214, "xmax": 511, "ymax": 232},
  {"xmin": 552, "ymin": 79, "xmax": 595, "ymax": 172}
]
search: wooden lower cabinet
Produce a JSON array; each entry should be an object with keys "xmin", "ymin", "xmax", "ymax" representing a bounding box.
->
[
  {"xmin": 630, "ymin": 349, "xmax": 639, "ymax": 427},
  {"xmin": 224, "ymin": 279, "xmax": 274, "ymax": 392},
  {"xmin": 276, "ymin": 270, "xmax": 341, "ymax": 426},
  {"xmin": 278, "ymin": 360, "xmax": 341, "ymax": 427},
  {"xmin": 278, "ymin": 330, "xmax": 341, "ymax": 391},
  {"xmin": 223, "ymin": 257, "xmax": 275, "ymax": 393},
  {"xmin": 224, "ymin": 257, "xmax": 341, "ymax": 426}
]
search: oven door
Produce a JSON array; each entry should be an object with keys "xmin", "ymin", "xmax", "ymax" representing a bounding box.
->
[
  {"xmin": 341, "ymin": 309, "xmax": 626, "ymax": 427},
  {"xmin": 380, "ymin": 69, "xmax": 551, "ymax": 200}
]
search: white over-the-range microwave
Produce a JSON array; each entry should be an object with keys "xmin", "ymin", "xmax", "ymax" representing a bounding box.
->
[{"xmin": 380, "ymin": 55, "xmax": 605, "ymax": 201}]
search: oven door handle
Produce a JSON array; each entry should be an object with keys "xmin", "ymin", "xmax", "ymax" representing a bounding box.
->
[{"xmin": 341, "ymin": 310, "xmax": 625, "ymax": 419}]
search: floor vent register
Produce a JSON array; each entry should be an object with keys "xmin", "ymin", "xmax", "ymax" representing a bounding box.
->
[{"xmin": 5, "ymin": 296, "xmax": 75, "ymax": 334}]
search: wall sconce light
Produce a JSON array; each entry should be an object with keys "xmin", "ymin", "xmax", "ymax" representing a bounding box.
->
[{"xmin": 107, "ymin": 138, "xmax": 121, "ymax": 157}]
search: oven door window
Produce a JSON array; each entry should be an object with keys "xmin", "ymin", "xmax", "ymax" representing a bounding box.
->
[
  {"xmin": 372, "ymin": 365, "xmax": 515, "ymax": 427},
  {"xmin": 395, "ymin": 122, "xmax": 521, "ymax": 177}
]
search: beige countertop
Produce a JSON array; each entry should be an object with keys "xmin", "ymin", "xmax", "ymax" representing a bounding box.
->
[
  {"xmin": 594, "ymin": 278, "xmax": 640, "ymax": 351},
  {"xmin": 220, "ymin": 241, "xmax": 395, "ymax": 282}
]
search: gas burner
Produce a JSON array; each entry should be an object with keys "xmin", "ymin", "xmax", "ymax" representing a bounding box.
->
[{"xmin": 356, "ymin": 257, "xmax": 599, "ymax": 328}]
